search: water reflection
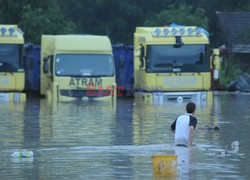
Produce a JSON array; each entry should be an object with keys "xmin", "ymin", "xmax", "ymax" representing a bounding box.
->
[
  {"xmin": 0, "ymin": 102, "xmax": 25, "ymax": 149},
  {"xmin": 23, "ymin": 99, "xmax": 40, "ymax": 149},
  {"xmin": 38, "ymin": 99, "xmax": 117, "ymax": 147},
  {"xmin": 0, "ymin": 92, "xmax": 249, "ymax": 179}
]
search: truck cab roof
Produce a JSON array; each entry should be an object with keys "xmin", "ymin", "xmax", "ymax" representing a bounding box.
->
[{"xmin": 41, "ymin": 35, "xmax": 112, "ymax": 54}]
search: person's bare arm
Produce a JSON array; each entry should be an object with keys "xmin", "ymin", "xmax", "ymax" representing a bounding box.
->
[
  {"xmin": 171, "ymin": 119, "xmax": 177, "ymax": 133},
  {"xmin": 189, "ymin": 126, "xmax": 195, "ymax": 146}
]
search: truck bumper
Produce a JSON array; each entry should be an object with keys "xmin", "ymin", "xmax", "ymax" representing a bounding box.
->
[
  {"xmin": 137, "ymin": 91, "xmax": 213, "ymax": 104},
  {"xmin": 58, "ymin": 95, "xmax": 116, "ymax": 101}
]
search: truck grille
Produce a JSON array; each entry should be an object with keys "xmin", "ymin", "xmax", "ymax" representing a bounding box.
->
[{"xmin": 60, "ymin": 90, "xmax": 110, "ymax": 98}]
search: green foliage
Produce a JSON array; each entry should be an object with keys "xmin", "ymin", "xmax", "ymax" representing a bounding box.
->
[
  {"xmin": 220, "ymin": 55, "xmax": 242, "ymax": 85},
  {"xmin": 58, "ymin": 0, "xmax": 175, "ymax": 43},
  {"xmin": 19, "ymin": 3, "xmax": 75, "ymax": 43},
  {"xmin": 0, "ymin": 0, "xmax": 75, "ymax": 43},
  {"xmin": 1, "ymin": 0, "xmax": 250, "ymax": 46},
  {"xmin": 144, "ymin": 4, "xmax": 209, "ymax": 29}
]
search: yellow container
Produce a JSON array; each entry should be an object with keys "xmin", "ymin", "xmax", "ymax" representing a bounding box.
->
[{"xmin": 152, "ymin": 155, "xmax": 177, "ymax": 177}]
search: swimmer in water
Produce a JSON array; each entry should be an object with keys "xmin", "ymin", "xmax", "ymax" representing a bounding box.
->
[{"xmin": 199, "ymin": 125, "xmax": 220, "ymax": 130}]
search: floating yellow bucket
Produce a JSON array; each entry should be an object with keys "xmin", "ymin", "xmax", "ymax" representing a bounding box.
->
[{"xmin": 152, "ymin": 155, "xmax": 177, "ymax": 177}]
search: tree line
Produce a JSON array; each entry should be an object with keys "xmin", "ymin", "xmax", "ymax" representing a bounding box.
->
[{"xmin": 0, "ymin": 0, "xmax": 250, "ymax": 46}]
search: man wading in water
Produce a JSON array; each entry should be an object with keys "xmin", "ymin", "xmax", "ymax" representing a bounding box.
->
[{"xmin": 171, "ymin": 102, "xmax": 197, "ymax": 147}]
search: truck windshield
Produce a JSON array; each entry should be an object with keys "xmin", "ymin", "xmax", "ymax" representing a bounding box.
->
[
  {"xmin": 55, "ymin": 54, "xmax": 114, "ymax": 76},
  {"xmin": 146, "ymin": 44, "xmax": 210, "ymax": 73},
  {"xmin": 0, "ymin": 44, "xmax": 22, "ymax": 72}
]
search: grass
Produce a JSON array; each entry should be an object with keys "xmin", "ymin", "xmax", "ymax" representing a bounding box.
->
[{"xmin": 220, "ymin": 55, "xmax": 242, "ymax": 86}]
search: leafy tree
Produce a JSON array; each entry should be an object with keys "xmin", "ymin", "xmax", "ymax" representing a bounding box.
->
[
  {"xmin": 0, "ymin": 0, "xmax": 75, "ymax": 43},
  {"xmin": 58, "ymin": 0, "xmax": 175, "ymax": 43},
  {"xmin": 19, "ymin": 3, "xmax": 75, "ymax": 43},
  {"xmin": 1, "ymin": 0, "xmax": 250, "ymax": 44},
  {"xmin": 144, "ymin": 4, "xmax": 209, "ymax": 29},
  {"xmin": 0, "ymin": 0, "xmax": 23, "ymax": 24}
]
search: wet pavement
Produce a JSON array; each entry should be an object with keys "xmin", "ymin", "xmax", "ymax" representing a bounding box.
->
[{"xmin": 0, "ymin": 92, "xmax": 250, "ymax": 179}]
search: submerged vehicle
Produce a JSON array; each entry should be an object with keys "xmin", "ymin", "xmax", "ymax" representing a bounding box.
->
[
  {"xmin": 40, "ymin": 35, "xmax": 116, "ymax": 101},
  {"xmin": 0, "ymin": 25, "xmax": 26, "ymax": 102},
  {"xmin": 133, "ymin": 26, "xmax": 220, "ymax": 102}
]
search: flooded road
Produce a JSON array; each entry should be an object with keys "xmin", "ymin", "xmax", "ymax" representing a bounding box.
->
[{"xmin": 0, "ymin": 92, "xmax": 250, "ymax": 179}]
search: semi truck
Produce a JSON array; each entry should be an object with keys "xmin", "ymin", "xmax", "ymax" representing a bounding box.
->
[
  {"xmin": 0, "ymin": 25, "xmax": 26, "ymax": 102},
  {"xmin": 40, "ymin": 35, "xmax": 116, "ymax": 101},
  {"xmin": 133, "ymin": 26, "xmax": 220, "ymax": 102}
]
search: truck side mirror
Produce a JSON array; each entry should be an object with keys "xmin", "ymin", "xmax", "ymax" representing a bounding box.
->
[
  {"xmin": 43, "ymin": 62, "xmax": 48, "ymax": 73},
  {"xmin": 140, "ymin": 45, "xmax": 145, "ymax": 68},
  {"xmin": 212, "ymin": 49, "xmax": 220, "ymax": 69},
  {"xmin": 211, "ymin": 48, "xmax": 220, "ymax": 82},
  {"xmin": 43, "ymin": 57, "xmax": 48, "ymax": 73},
  {"xmin": 49, "ymin": 55, "xmax": 54, "ymax": 75}
]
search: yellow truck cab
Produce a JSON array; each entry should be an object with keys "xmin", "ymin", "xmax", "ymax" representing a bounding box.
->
[
  {"xmin": 0, "ymin": 25, "xmax": 26, "ymax": 102},
  {"xmin": 40, "ymin": 35, "xmax": 116, "ymax": 101},
  {"xmin": 134, "ymin": 26, "xmax": 220, "ymax": 102}
]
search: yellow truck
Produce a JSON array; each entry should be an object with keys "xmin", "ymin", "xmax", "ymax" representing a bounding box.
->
[
  {"xmin": 134, "ymin": 26, "xmax": 220, "ymax": 102},
  {"xmin": 40, "ymin": 35, "xmax": 116, "ymax": 101},
  {"xmin": 0, "ymin": 25, "xmax": 26, "ymax": 102}
]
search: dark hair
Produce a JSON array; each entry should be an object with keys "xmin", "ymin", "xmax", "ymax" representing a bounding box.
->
[
  {"xmin": 214, "ymin": 126, "xmax": 220, "ymax": 130},
  {"xmin": 186, "ymin": 102, "xmax": 196, "ymax": 113}
]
